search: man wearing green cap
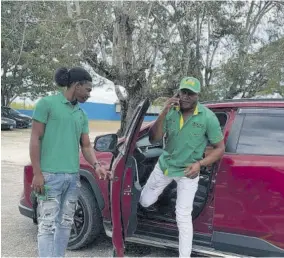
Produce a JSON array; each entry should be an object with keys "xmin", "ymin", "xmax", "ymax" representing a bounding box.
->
[{"xmin": 139, "ymin": 76, "xmax": 225, "ymax": 257}]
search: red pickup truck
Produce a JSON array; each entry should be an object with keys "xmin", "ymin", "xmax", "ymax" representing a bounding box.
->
[{"xmin": 19, "ymin": 99, "xmax": 284, "ymax": 257}]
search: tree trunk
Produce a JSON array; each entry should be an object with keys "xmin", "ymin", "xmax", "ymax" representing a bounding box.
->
[
  {"xmin": 118, "ymin": 92, "xmax": 143, "ymax": 137},
  {"xmin": 117, "ymin": 100, "xmax": 128, "ymax": 137},
  {"xmin": 1, "ymin": 85, "xmax": 10, "ymax": 106},
  {"xmin": 84, "ymin": 3, "xmax": 151, "ymax": 137},
  {"xmin": 1, "ymin": 91, "xmax": 6, "ymax": 106}
]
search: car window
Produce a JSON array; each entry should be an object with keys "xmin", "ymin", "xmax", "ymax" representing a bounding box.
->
[
  {"xmin": 215, "ymin": 112, "xmax": 228, "ymax": 131},
  {"xmin": 236, "ymin": 114, "xmax": 284, "ymax": 155},
  {"xmin": 9, "ymin": 108, "xmax": 20, "ymax": 115}
]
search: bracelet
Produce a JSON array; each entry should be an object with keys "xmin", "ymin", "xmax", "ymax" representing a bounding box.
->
[
  {"xmin": 93, "ymin": 162, "xmax": 101, "ymax": 169},
  {"xmin": 197, "ymin": 160, "xmax": 202, "ymax": 167}
]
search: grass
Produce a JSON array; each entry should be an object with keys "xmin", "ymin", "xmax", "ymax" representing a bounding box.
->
[
  {"xmin": 10, "ymin": 102, "xmax": 35, "ymax": 110},
  {"xmin": 88, "ymin": 120, "xmax": 121, "ymax": 133},
  {"xmin": 88, "ymin": 120, "xmax": 152, "ymax": 133}
]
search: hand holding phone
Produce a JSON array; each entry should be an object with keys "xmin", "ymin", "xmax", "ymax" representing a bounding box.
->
[
  {"xmin": 163, "ymin": 92, "xmax": 180, "ymax": 114},
  {"xmin": 172, "ymin": 92, "xmax": 180, "ymax": 109}
]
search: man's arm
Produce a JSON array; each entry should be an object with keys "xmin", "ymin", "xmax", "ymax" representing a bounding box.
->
[
  {"xmin": 30, "ymin": 98, "xmax": 49, "ymax": 194},
  {"xmin": 30, "ymin": 121, "xmax": 45, "ymax": 173},
  {"xmin": 30, "ymin": 121, "xmax": 46, "ymax": 193},
  {"xmin": 80, "ymin": 133, "xmax": 99, "ymax": 167},
  {"xmin": 199, "ymin": 140, "xmax": 225, "ymax": 167},
  {"xmin": 80, "ymin": 113, "xmax": 100, "ymax": 169},
  {"xmin": 200, "ymin": 113, "xmax": 225, "ymax": 166},
  {"xmin": 149, "ymin": 110, "xmax": 167, "ymax": 144},
  {"xmin": 80, "ymin": 134, "xmax": 111, "ymax": 180},
  {"xmin": 185, "ymin": 140, "xmax": 225, "ymax": 178},
  {"xmin": 149, "ymin": 96, "xmax": 179, "ymax": 144},
  {"xmin": 185, "ymin": 114, "xmax": 225, "ymax": 178}
]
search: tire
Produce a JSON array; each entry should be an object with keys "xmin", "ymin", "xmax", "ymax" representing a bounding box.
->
[{"xmin": 67, "ymin": 181, "xmax": 103, "ymax": 250}]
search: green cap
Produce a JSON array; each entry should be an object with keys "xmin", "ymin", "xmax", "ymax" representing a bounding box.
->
[{"xmin": 179, "ymin": 77, "xmax": 201, "ymax": 93}]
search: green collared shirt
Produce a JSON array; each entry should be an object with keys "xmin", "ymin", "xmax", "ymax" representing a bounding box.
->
[
  {"xmin": 32, "ymin": 93, "xmax": 89, "ymax": 173},
  {"xmin": 158, "ymin": 102, "xmax": 223, "ymax": 177}
]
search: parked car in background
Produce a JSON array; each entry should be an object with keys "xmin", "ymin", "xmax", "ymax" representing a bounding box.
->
[
  {"xmin": 19, "ymin": 99, "xmax": 284, "ymax": 257},
  {"xmin": 1, "ymin": 117, "xmax": 16, "ymax": 130},
  {"xmin": 1, "ymin": 106, "xmax": 32, "ymax": 129}
]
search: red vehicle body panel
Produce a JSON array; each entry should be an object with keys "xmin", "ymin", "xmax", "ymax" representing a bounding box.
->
[
  {"xmin": 110, "ymin": 154, "xmax": 128, "ymax": 257},
  {"xmin": 214, "ymin": 154, "xmax": 284, "ymax": 249}
]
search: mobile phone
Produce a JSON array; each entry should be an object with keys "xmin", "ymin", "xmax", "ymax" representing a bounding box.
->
[
  {"xmin": 173, "ymin": 92, "xmax": 180, "ymax": 99},
  {"xmin": 172, "ymin": 92, "xmax": 180, "ymax": 110}
]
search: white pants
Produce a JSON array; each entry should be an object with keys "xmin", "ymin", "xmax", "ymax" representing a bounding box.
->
[{"xmin": 140, "ymin": 163, "xmax": 199, "ymax": 257}]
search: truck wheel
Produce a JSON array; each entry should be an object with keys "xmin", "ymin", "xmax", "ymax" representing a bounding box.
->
[{"xmin": 67, "ymin": 182, "xmax": 103, "ymax": 250}]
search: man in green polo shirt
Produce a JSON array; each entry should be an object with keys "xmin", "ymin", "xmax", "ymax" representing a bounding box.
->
[
  {"xmin": 30, "ymin": 67, "xmax": 110, "ymax": 257},
  {"xmin": 140, "ymin": 76, "xmax": 225, "ymax": 257}
]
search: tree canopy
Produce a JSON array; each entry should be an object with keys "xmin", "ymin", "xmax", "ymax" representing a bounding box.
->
[{"xmin": 1, "ymin": 1, "xmax": 283, "ymax": 135}]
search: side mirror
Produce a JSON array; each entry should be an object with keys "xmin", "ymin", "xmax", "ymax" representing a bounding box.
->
[{"xmin": 94, "ymin": 134, "xmax": 118, "ymax": 153}]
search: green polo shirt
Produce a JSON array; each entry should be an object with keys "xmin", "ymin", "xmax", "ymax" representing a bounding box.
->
[
  {"xmin": 32, "ymin": 93, "xmax": 89, "ymax": 173},
  {"xmin": 158, "ymin": 102, "xmax": 223, "ymax": 177}
]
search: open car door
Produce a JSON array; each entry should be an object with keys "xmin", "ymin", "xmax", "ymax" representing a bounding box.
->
[{"xmin": 111, "ymin": 99, "xmax": 150, "ymax": 257}]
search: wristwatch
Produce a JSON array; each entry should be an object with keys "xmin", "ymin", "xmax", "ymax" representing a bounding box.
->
[{"xmin": 93, "ymin": 162, "xmax": 101, "ymax": 169}]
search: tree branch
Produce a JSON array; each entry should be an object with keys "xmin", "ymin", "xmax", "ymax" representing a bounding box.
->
[
  {"xmin": 206, "ymin": 17, "xmax": 211, "ymax": 66},
  {"xmin": 147, "ymin": 44, "xmax": 158, "ymax": 89},
  {"xmin": 150, "ymin": 12, "xmax": 170, "ymax": 40},
  {"xmin": 84, "ymin": 50, "xmax": 118, "ymax": 81},
  {"xmin": 250, "ymin": 2, "xmax": 274, "ymax": 39},
  {"xmin": 14, "ymin": 17, "xmax": 27, "ymax": 67},
  {"xmin": 75, "ymin": 18, "xmax": 99, "ymax": 30},
  {"xmin": 66, "ymin": 1, "xmax": 73, "ymax": 18},
  {"xmin": 114, "ymin": 84, "xmax": 127, "ymax": 101},
  {"xmin": 98, "ymin": 35, "xmax": 107, "ymax": 63},
  {"xmin": 245, "ymin": 1, "xmax": 255, "ymax": 33},
  {"xmin": 208, "ymin": 39, "xmax": 221, "ymax": 83},
  {"xmin": 141, "ymin": 2, "xmax": 153, "ymax": 63},
  {"xmin": 74, "ymin": 1, "xmax": 85, "ymax": 43}
]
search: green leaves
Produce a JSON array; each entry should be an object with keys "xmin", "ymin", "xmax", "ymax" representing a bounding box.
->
[
  {"xmin": 1, "ymin": 0, "xmax": 283, "ymax": 107},
  {"xmin": 1, "ymin": 1, "xmax": 80, "ymax": 105}
]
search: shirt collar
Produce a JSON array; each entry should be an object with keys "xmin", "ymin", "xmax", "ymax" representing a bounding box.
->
[
  {"xmin": 175, "ymin": 102, "xmax": 202, "ymax": 115},
  {"xmin": 193, "ymin": 102, "xmax": 203, "ymax": 115},
  {"xmin": 59, "ymin": 92, "xmax": 80, "ymax": 109},
  {"xmin": 59, "ymin": 92, "xmax": 69, "ymax": 104}
]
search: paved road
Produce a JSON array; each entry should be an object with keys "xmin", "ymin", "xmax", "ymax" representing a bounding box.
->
[{"xmin": 1, "ymin": 129, "xmax": 178, "ymax": 257}]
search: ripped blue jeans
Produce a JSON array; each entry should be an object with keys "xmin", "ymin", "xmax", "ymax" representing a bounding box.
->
[{"xmin": 37, "ymin": 172, "xmax": 80, "ymax": 258}]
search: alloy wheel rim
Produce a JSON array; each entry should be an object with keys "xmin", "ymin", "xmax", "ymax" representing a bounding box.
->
[{"xmin": 69, "ymin": 199, "xmax": 85, "ymax": 242}]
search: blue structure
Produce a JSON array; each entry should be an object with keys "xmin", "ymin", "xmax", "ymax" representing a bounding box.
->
[
  {"xmin": 17, "ymin": 102, "xmax": 157, "ymax": 122},
  {"xmin": 18, "ymin": 109, "xmax": 33, "ymax": 117}
]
